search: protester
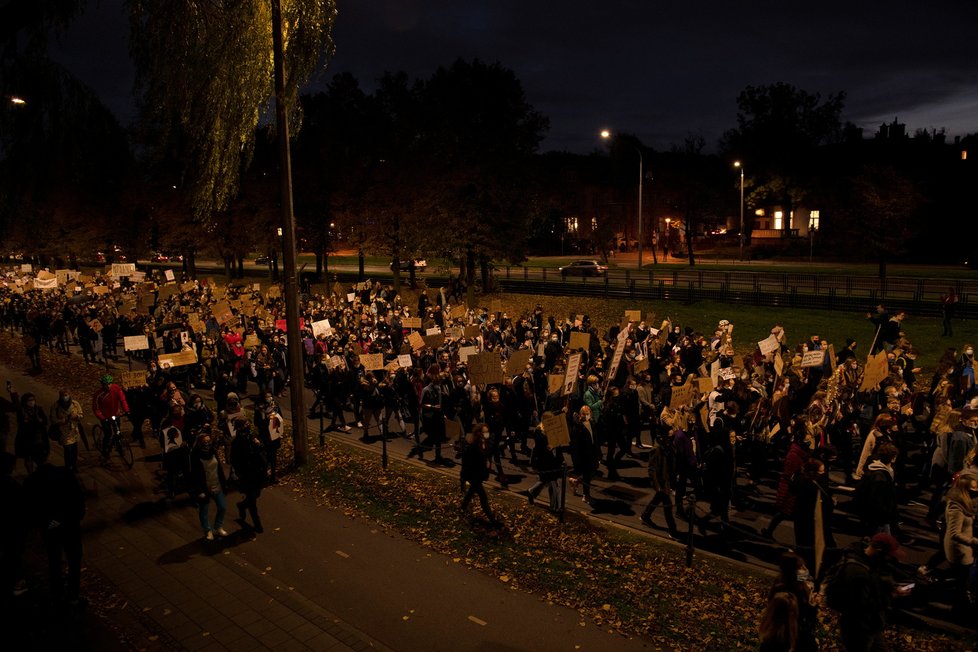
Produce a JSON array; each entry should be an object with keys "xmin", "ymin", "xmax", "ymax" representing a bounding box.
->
[
  {"xmin": 459, "ymin": 425, "xmax": 497, "ymax": 525},
  {"xmin": 942, "ymin": 475, "xmax": 978, "ymax": 619},
  {"xmin": 829, "ymin": 533, "xmax": 901, "ymax": 652},
  {"xmin": 49, "ymin": 389, "xmax": 84, "ymax": 473},
  {"xmin": 190, "ymin": 432, "xmax": 228, "ymax": 541},
  {"xmin": 231, "ymin": 420, "xmax": 267, "ymax": 534}
]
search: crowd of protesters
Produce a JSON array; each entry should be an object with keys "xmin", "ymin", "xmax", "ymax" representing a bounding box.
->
[{"xmin": 2, "ymin": 267, "xmax": 978, "ymax": 649}]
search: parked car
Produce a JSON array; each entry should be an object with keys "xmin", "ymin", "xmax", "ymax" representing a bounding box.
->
[
  {"xmin": 559, "ymin": 260, "xmax": 608, "ymax": 278},
  {"xmin": 151, "ymin": 252, "xmax": 169, "ymax": 263},
  {"xmin": 390, "ymin": 258, "xmax": 427, "ymax": 272},
  {"xmin": 255, "ymin": 255, "xmax": 270, "ymax": 265}
]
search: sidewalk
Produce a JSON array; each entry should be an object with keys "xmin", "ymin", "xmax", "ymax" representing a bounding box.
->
[{"xmin": 2, "ymin": 358, "xmax": 656, "ymax": 651}]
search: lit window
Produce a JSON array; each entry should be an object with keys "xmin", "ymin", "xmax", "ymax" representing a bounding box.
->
[
  {"xmin": 754, "ymin": 209, "xmax": 765, "ymax": 216},
  {"xmin": 564, "ymin": 217, "xmax": 579, "ymax": 233},
  {"xmin": 773, "ymin": 211, "xmax": 783, "ymax": 230},
  {"xmin": 591, "ymin": 217, "xmax": 598, "ymax": 231},
  {"xmin": 809, "ymin": 210, "xmax": 820, "ymax": 231},
  {"xmin": 963, "ymin": 150, "xmax": 968, "ymax": 161}
]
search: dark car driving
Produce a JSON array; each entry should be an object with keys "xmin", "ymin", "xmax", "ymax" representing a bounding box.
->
[{"xmin": 559, "ymin": 260, "xmax": 608, "ymax": 278}]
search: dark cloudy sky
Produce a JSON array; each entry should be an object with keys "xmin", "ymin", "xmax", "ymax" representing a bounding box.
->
[{"xmin": 53, "ymin": 0, "xmax": 978, "ymax": 153}]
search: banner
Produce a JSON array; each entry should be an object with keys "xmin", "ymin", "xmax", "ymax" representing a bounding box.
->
[{"xmin": 158, "ymin": 349, "xmax": 198, "ymax": 369}]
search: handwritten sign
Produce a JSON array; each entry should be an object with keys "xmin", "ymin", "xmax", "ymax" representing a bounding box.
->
[
  {"xmin": 123, "ymin": 335, "xmax": 150, "ymax": 352},
  {"xmin": 408, "ymin": 331, "xmax": 426, "ymax": 351},
  {"xmin": 458, "ymin": 346, "xmax": 478, "ymax": 363},
  {"xmin": 312, "ymin": 319, "xmax": 332, "ymax": 338},
  {"xmin": 450, "ymin": 305, "xmax": 467, "ymax": 320},
  {"xmin": 422, "ymin": 334, "xmax": 445, "ymax": 350},
  {"xmin": 397, "ymin": 354, "xmax": 413, "ymax": 368},
  {"xmin": 569, "ymin": 331, "xmax": 590, "ymax": 351},
  {"xmin": 402, "ymin": 317, "xmax": 422, "ymax": 329},
  {"xmin": 211, "ymin": 301, "xmax": 234, "ymax": 325},
  {"xmin": 670, "ymin": 381, "xmax": 695, "ymax": 408},
  {"xmin": 859, "ymin": 351, "xmax": 889, "ymax": 391},
  {"xmin": 425, "ymin": 327, "xmax": 442, "ymax": 336},
  {"xmin": 164, "ymin": 269, "xmax": 175, "ymax": 282},
  {"xmin": 468, "ymin": 351, "xmax": 503, "ymax": 385},
  {"xmin": 121, "ymin": 371, "xmax": 148, "ymax": 389},
  {"xmin": 758, "ymin": 334, "xmax": 781, "ymax": 356},
  {"xmin": 801, "ymin": 350, "xmax": 826, "ymax": 368},
  {"xmin": 563, "ymin": 352, "xmax": 582, "ymax": 396},
  {"xmin": 541, "ymin": 411, "xmax": 570, "ymax": 447},
  {"xmin": 506, "ymin": 349, "xmax": 532, "ymax": 375},
  {"xmin": 625, "ymin": 310, "xmax": 642, "ymax": 323},
  {"xmin": 464, "ymin": 325, "xmax": 481, "ymax": 339},
  {"xmin": 361, "ymin": 353, "xmax": 385, "ymax": 371},
  {"xmin": 158, "ymin": 349, "xmax": 198, "ymax": 369},
  {"xmin": 548, "ymin": 374, "xmax": 564, "ymax": 395}
]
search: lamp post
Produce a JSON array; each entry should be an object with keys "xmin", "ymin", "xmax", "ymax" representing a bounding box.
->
[
  {"xmin": 601, "ymin": 130, "xmax": 644, "ymax": 269},
  {"xmin": 733, "ymin": 161, "xmax": 744, "ymax": 261},
  {"xmin": 271, "ymin": 0, "xmax": 308, "ymax": 466},
  {"xmin": 664, "ymin": 217, "xmax": 671, "ymax": 257}
]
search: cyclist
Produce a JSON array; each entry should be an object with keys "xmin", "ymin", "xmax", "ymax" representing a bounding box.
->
[{"xmin": 92, "ymin": 375, "xmax": 130, "ymax": 454}]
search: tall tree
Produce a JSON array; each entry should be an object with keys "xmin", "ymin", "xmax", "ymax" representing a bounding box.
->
[
  {"xmin": 721, "ymin": 83, "xmax": 844, "ymax": 239},
  {"xmin": 127, "ymin": 0, "xmax": 336, "ymax": 275}
]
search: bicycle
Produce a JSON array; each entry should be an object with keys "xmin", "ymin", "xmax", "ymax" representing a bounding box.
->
[{"xmin": 92, "ymin": 415, "xmax": 134, "ymax": 469}]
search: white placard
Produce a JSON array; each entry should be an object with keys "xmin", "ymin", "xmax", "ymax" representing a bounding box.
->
[
  {"xmin": 312, "ymin": 319, "xmax": 332, "ymax": 338},
  {"xmin": 112, "ymin": 263, "xmax": 136, "ymax": 277},
  {"xmin": 425, "ymin": 327, "xmax": 441, "ymax": 336},
  {"xmin": 164, "ymin": 269, "xmax": 175, "ymax": 282},
  {"xmin": 123, "ymin": 335, "xmax": 150, "ymax": 352},
  {"xmin": 718, "ymin": 367, "xmax": 737, "ymax": 381},
  {"xmin": 346, "ymin": 292, "xmax": 356, "ymax": 303},
  {"xmin": 758, "ymin": 334, "xmax": 780, "ymax": 356},
  {"xmin": 397, "ymin": 354, "xmax": 413, "ymax": 368},
  {"xmin": 458, "ymin": 346, "xmax": 478, "ymax": 363},
  {"xmin": 801, "ymin": 350, "xmax": 826, "ymax": 368}
]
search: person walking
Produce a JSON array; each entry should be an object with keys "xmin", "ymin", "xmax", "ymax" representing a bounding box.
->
[
  {"xmin": 10, "ymin": 386, "xmax": 49, "ymax": 475},
  {"xmin": 190, "ymin": 432, "xmax": 228, "ymax": 541},
  {"xmin": 49, "ymin": 389, "xmax": 84, "ymax": 474},
  {"xmin": 943, "ymin": 474, "xmax": 978, "ymax": 619},
  {"xmin": 459, "ymin": 425, "xmax": 498, "ymax": 525},
  {"xmin": 231, "ymin": 420, "xmax": 267, "ymax": 534},
  {"xmin": 23, "ymin": 444, "xmax": 86, "ymax": 608},
  {"xmin": 942, "ymin": 287, "xmax": 958, "ymax": 337},
  {"xmin": 640, "ymin": 429, "xmax": 680, "ymax": 538},
  {"xmin": 830, "ymin": 534, "xmax": 901, "ymax": 652},
  {"xmin": 526, "ymin": 427, "xmax": 563, "ymax": 512}
]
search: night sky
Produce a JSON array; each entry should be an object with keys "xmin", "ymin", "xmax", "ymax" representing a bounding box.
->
[{"xmin": 52, "ymin": 0, "xmax": 978, "ymax": 153}]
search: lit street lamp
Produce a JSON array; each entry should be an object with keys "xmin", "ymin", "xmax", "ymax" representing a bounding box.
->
[
  {"xmin": 10, "ymin": 96, "xmax": 26, "ymax": 105},
  {"xmin": 733, "ymin": 161, "xmax": 745, "ymax": 261},
  {"xmin": 601, "ymin": 130, "xmax": 646, "ymax": 269}
]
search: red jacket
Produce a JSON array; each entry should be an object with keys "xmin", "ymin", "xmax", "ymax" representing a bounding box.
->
[{"xmin": 93, "ymin": 384, "xmax": 130, "ymax": 421}]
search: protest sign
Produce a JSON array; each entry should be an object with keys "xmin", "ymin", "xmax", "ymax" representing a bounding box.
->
[
  {"xmin": 758, "ymin": 334, "xmax": 780, "ymax": 356},
  {"xmin": 696, "ymin": 376, "xmax": 715, "ymax": 394},
  {"xmin": 123, "ymin": 335, "xmax": 150, "ymax": 352},
  {"xmin": 121, "ymin": 371, "xmax": 148, "ymax": 389},
  {"xmin": 563, "ymin": 352, "xmax": 582, "ymax": 396},
  {"xmin": 464, "ymin": 325, "xmax": 481, "ymax": 339},
  {"xmin": 774, "ymin": 354, "xmax": 785, "ymax": 377},
  {"xmin": 408, "ymin": 331, "xmax": 426, "ymax": 351},
  {"xmin": 801, "ymin": 350, "xmax": 826, "ymax": 368},
  {"xmin": 401, "ymin": 317, "xmax": 422, "ymax": 329},
  {"xmin": 312, "ymin": 319, "xmax": 332, "ymax": 338},
  {"xmin": 718, "ymin": 367, "xmax": 737, "ymax": 382},
  {"xmin": 859, "ymin": 351, "xmax": 889, "ymax": 391},
  {"xmin": 244, "ymin": 333, "xmax": 261, "ymax": 349},
  {"xmin": 458, "ymin": 346, "xmax": 478, "ymax": 363},
  {"xmin": 187, "ymin": 313, "xmax": 204, "ymax": 333},
  {"xmin": 828, "ymin": 344, "xmax": 837, "ymax": 370},
  {"xmin": 20, "ymin": 263, "xmax": 31, "ymax": 273},
  {"xmin": 164, "ymin": 269, "xmax": 175, "ymax": 282},
  {"xmin": 541, "ymin": 411, "xmax": 570, "ymax": 447},
  {"xmin": 625, "ymin": 310, "xmax": 642, "ymax": 323},
  {"xmin": 397, "ymin": 354, "xmax": 413, "ymax": 368},
  {"xmin": 361, "ymin": 353, "xmax": 385, "ymax": 371},
  {"xmin": 568, "ymin": 331, "xmax": 590, "ymax": 351},
  {"xmin": 468, "ymin": 351, "xmax": 503, "ymax": 385},
  {"xmin": 446, "ymin": 326, "xmax": 463, "ymax": 341},
  {"xmin": 157, "ymin": 284, "xmax": 178, "ymax": 301},
  {"xmin": 710, "ymin": 359, "xmax": 721, "ymax": 385},
  {"xmin": 670, "ymin": 381, "xmax": 695, "ymax": 408},
  {"xmin": 450, "ymin": 305, "xmax": 467, "ymax": 320},
  {"xmin": 211, "ymin": 301, "xmax": 234, "ymax": 325},
  {"xmin": 92, "ymin": 286, "xmax": 110, "ymax": 295},
  {"xmin": 425, "ymin": 327, "xmax": 441, "ymax": 336},
  {"xmin": 633, "ymin": 357, "xmax": 649, "ymax": 373},
  {"xmin": 88, "ymin": 319, "xmax": 103, "ymax": 333},
  {"xmin": 346, "ymin": 292, "xmax": 356, "ymax": 303},
  {"xmin": 328, "ymin": 355, "xmax": 346, "ymax": 370},
  {"xmin": 180, "ymin": 281, "xmax": 196, "ymax": 293},
  {"xmin": 112, "ymin": 263, "xmax": 136, "ymax": 277},
  {"xmin": 266, "ymin": 286, "xmax": 281, "ymax": 299},
  {"xmin": 422, "ymin": 334, "xmax": 445, "ymax": 350},
  {"xmin": 548, "ymin": 374, "xmax": 564, "ymax": 395},
  {"xmin": 158, "ymin": 349, "xmax": 198, "ymax": 369},
  {"xmin": 506, "ymin": 349, "xmax": 532, "ymax": 376}
]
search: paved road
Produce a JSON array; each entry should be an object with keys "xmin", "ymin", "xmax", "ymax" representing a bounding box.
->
[{"xmin": 2, "ymin": 358, "xmax": 655, "ymax": 651}]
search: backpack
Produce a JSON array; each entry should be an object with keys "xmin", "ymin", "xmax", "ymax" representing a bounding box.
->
[{"xmin": 821, "ymin": 553, "xmax": 869, "ymax": 612}]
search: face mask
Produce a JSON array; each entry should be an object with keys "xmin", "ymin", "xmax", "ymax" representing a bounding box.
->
[{"xmin": 970, "ymin": 490, "xmax": 978, "ymax": 499}]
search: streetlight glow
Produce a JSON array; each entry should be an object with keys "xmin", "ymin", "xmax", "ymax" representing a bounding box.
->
[
  {"xmin": 600, "ymin": 128, "xmax": 649, "ymax": 268},
  {"xmin": 10, "ymin": 96, "xmax": 26, "ymax": 105},
  {"xmin": 600, "ymin": 129, "xmax": 611, "ymax": 139},
  {"xmin": 734, "ymin": 161, "xmax": 744, "ymax": 260}
]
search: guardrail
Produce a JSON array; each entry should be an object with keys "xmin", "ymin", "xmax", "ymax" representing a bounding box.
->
[{"xmin": 327, "ymin": 266, "xmax": 974, "ymax": 317}]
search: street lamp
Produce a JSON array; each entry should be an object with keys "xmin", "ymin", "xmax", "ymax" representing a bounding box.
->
[
  {"xmin": 664, "ymin": 217, "xmax": 671, "ymax": 256},
  {"xmin": 10, "ymin": 96, "xmax": 26, "ymax": 105},
  {"xmin": 733, "ymin": 161, "xmax": 745, "ymax": 261},
  {"xmin": 601, "ymin": 130, "xmax": 644, "ymax": 269}
]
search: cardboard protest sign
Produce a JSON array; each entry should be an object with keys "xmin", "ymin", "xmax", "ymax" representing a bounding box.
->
[
  {"xmin": 828, "ymin": 344, "xmax": 837, "ymax": 370},
  {"xmin": 361, "ymin": 353, "xmax": 385, "ymax": 371},
  {"xmin": 710, "ymin": 359, "xmax": 721, "ymax": 385},
  {"xmin": 506, "ymin": 349, "xmax": 532, "ymax": 376},
  {"xmin": 20, "ymin": 263, "xmax": 31, "ymax": 273},
  {"xmin": 541, "ymin": 411, "xmax": 570, "ymax": 447},
  {"xmin": 188, "ymin": 313, "xmax": 204, "ymax": 333},
  {"xmin": 112, "ymin": 263, "xmax": 136, "ymax": 277},
  {"xmin": 563, "ymin": 352, "xmax": 582, "ymax": 396},
  {"xmin": 801, "ymin": 350, "xmax": 826, "ymax": 368},
  {"xmin": 422, "ymin": 334, "xmax": 445, "ymax": 350},
  {"xmin": 408, "ymin": 331, "xmax": 426, "ymax": 351},
  {"xmin": 346, "ymin": 292, "xmax": 356, "ymax": 303},
  {"xmin": 397, "ymin": 354, "xmax": 413, "ymax": 368},
  {"xmin": 164, "ymin": 269, "xmax": 175, "ymax": 282},
  {"xmin": 425, "ymin": 327, "xmax": 441, "ymax": 336},
  {"xmin": 718, "ymin": 367, "xmax": 737, "ymax": 382},
  {"xmin": 157, "ymin": 284, "xmax": 178, "ymax": 301},
  {"xmin": 625, "ymin": 310, "xmax": 642, "ymax": 323},
  {"xmin": 568, "ymin": 331, "xmax": 590, "ymax": 351},
  {"xmin": 443, "ymin": 418, "xmax": 464, "ymax": 443},
  {"xmin": 633, "ymin": 357, "xmax": 649, "ymax": 373},
  {"xmin": 450, "ymin": 305, "xmax": 467, "ymax": 320},
  {"xmin": 669, "ymin": 381, "xmax": 695, "ymax": 408},
  {"xmin": 137, "ymin": 294, "xmax": 155, "ymax": 314},
  {"xmin": 774, "ymin": 354, "xmax": 785, "ymax": 377},
  {"xmin": 859, "ymin": 351, "xmax": 889, "ymax": 391},
  {"xmin": 55, "ymin": 269, "xmax": 74, "ymax": 285},
  {"xmin": 180, "ymin": 281, "xmax": 196, "ymax": 293},
  {"xmin": 446, "ymin": 326, "xmax": 464, "ymax": 341},
  {"xmin": 92, "ymin": 286, "xmax": 110, "ymax": 296},
  {"xmin": 548, "ymin": 374, "xmax": 564, "ymax": 395},
  {"xmin": 244, "ymin": 333, "xmax": 260, "ymax": 349},
  {"xmin": 211, "ymin": 301, "xmax": 234, "ymax": 325},
  {"xmin": 266, "ymin": 286, "xmax": 282, "ymax": 299},
  {"xmin": 328, "ymin": 355, "xmax": 346, "ymax": 370},
  {"xmin": 158, "ymin": 349, "xmax": 198, "ymax": 369},
  {"xmin": 123, "ymin": 335, "xmax": 150, "ymax": 352},
  {"xmin": 311, "ymin": 319, "xmax": 332, "ymax": 338},
  {"xmin": 696, "ymin": 376, "xmax": 715, "ymax": 394},
  {"xmin": 468, "ymin": 351, "xmax": 503, "ymax": 385},
  {"xmin": 121, "ymin": 371, "xmax": 148, "ymax": 389},
  {"xmin": 458, "ymin": 346, "xmax": 478, "ymax": 363},
  {"xmin": 402, "ymin": 317, "xmax": 422, "ymax": 329},
  {"xmin": 88, "ymin": 319, "xmax": 103, "ymax": 333},
  {"xmin": 463, "ymin": 325, "xmax": 481, "ymax": 339},
  {"xmin": 758, "ymin": 334, "xmax": 780, "ymax": 356}
]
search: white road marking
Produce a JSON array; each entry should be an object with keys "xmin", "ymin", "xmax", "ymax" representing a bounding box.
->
[{"xmin": 467, "ymin": 615, "xmax": 487, "ymax": 626}]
